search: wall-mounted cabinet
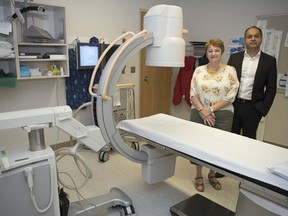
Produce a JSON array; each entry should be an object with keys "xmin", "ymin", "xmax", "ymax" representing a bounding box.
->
[
  {"xmin": 0, "ymin": 0, "xmax": 69, "ymax": 80},
  {"xmin": 0, "ymin": 0, "xmax": 16, "ymax": 75}
]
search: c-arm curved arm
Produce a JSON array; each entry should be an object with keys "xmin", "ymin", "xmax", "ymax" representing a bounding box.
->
[{"xmin": 95, "ymin": 32, "xmax": 154, "ymax": 163}]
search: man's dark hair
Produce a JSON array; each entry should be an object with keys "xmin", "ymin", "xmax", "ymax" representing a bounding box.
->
[{"xmin": 244, "ymin": 26, "xmax": 263, "ymax": 38}]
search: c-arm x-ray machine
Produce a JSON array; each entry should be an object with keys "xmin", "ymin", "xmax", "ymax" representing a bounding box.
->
[{"xmin": 0, "ymin": 5, "xmax": 185, "ymax": 216}]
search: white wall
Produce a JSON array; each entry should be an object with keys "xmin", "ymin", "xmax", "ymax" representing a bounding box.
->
[
  {"xmin": 182, "ymin": 0, "xmax": 288, "ymax": 62},
  {"xmin": 1, "ymin": 0, "xmax": 288, "ymax": 146}
]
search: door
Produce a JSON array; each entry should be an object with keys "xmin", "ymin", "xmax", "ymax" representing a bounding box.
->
[{"xmin": 140, "ymin": 11, "xmax": 172, "ymax": 117}]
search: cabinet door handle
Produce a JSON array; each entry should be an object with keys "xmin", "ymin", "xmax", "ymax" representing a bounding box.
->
[{"xmin": 144, "ymin": 76, "xmax": 149, "ymax": 82}]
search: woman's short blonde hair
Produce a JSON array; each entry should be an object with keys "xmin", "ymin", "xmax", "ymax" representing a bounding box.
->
[{"xmin": 205, "ymin": 38, "xmax": 225, "ymax": 54}]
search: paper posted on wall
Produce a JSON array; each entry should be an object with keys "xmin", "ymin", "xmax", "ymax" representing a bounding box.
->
[
  {"xmin": 257, "ymin": 19, "xmax": 282, "ymax": 63},
  {"xmin": 277, "ymin": 73, "xmax": 288, "ymax": 97},
  {"xmin": 0, "ymin": 21, "xmax": 12, "ymax": 35},
  {"xmin": 277, "ymin": 73, "xmax": 287, "ymax": 89}
]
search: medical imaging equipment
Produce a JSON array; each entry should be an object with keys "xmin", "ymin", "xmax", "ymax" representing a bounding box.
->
[
  {"xmin": 117, "ymin": 114, "xmax": 288, "ymax": 216},
  {"xmin": 0, "ymin": 141, "xmax": 59, "ymax": 216},
  {"xmin": 92, "ymin": 83, "xmax": 138, "ymax": 162},
  {"xmin": 87, "ymin": 3, "xmax": 287, "ymax": 214},
  {"xmin": 2, "ymin": 3, "xmax": 288, "ymax": 215},
  {"xmin": 0, "ymin": 4, "xmax": 185, "ymax": 216}
]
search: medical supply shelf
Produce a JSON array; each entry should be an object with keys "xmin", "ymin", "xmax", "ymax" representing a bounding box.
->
[
  {"xmin": 17, "ymin": 43, "xmax": 69, "ymax": 79},
  {"xmin": 0, "ymin": 1, "xmax": 69, "ymax": 80}
]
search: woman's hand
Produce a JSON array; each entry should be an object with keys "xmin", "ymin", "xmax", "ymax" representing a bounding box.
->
[
  {"xmin": 198, "ymin": 107, "xmax": 216, "ymax": 126},
  {"xmin": 203, "ymin": 114, "xmax": 216, "ymax": 127},
  {"xmin": 199, "ymin": 107, "xmax": 212, "ymax": 119}
]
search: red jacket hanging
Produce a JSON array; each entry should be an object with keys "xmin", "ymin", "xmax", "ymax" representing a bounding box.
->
[{"xmin": 172, "ymin": 56, "xmax": 196, "ymax": 107}]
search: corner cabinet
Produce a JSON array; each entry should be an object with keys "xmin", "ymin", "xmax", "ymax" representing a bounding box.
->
[{"xmin": 0, "ymin": 1, "xmax": 69, "ymax": 80}]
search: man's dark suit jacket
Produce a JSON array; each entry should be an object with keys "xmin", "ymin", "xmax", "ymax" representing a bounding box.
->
[{"xmin": 227, "ymin": 51, "xmax": 277, "ymax": 117}]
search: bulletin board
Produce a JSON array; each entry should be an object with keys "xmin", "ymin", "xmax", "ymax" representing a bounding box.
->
[{"xmin": 256, "ymin": 13, "xmax": 288, "ymax": 75}]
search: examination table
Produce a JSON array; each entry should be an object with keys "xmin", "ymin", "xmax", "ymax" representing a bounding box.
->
[{"xmin": 117, "ymin": 113, "xmax": 288, "ymax": 216}]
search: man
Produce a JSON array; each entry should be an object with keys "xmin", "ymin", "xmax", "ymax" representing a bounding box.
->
[
  {"xmin": 228, "ymin": 26, "xmax": 277, "ymax": 139},
  {"xmin": 215, "ymin": 26, "xmax": 277, "ymax": 178}
]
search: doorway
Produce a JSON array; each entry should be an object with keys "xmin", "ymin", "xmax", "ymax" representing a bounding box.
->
[{"xmin": 139, "ymin": 11, "xmax": 172, "ymax": 117}]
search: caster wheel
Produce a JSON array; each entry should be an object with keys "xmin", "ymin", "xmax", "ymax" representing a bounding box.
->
[
  {"xmin": 121, "ymin": 205, "xmax": 135, "ymax": 216},
  {"xmin": 131, "ymin": 142, "xmax": 140, "ymax": 151},
  {"xmin": 98, "ymin": 151, "xmax": 109, "ymax": 162}
]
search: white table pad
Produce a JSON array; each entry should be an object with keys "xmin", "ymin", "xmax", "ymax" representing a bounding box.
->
[{"xmin": 117, "ymin": 113, "xmax": 288, "ymax": 194}]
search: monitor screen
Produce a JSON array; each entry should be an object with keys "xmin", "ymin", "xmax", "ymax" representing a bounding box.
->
[{"xmin": 76, "ymin": 42, "xmax": 99, "ymax": 70}]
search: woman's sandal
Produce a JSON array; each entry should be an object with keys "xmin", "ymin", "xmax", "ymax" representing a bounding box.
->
[
  {"xmin": 194, "ymin": 177, "xmax": 205, "ymax": 192},
  {"xmin": 208, "ymin": 175, "xmax": 222, "ymax": 190}
]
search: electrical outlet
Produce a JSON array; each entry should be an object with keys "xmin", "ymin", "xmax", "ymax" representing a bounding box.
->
[{"xmin": 131, "ymin": 66, "xmax": 136, "ymax": 73}]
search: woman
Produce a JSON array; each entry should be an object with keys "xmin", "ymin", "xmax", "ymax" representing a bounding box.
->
[{"xmin": 190, "ymin": 38, "xmax": 239, "ymax": 192}]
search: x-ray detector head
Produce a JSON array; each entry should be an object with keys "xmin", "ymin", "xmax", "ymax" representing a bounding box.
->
[{"xmin": 144, "ymin": 4, "xmax": 185, "ymax": 67}]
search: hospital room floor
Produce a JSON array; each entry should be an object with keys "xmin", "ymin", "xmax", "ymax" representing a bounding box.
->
[{"xmin": 56, "ymin": 146, "xmax": 240, "ymax": 216}]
